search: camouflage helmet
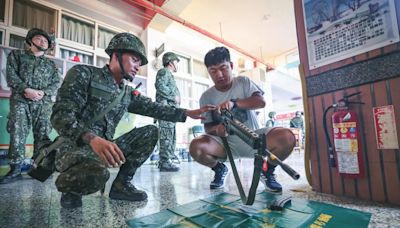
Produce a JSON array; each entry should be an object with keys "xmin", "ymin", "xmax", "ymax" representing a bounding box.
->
[
  {"xmin": 105, "ymin": 33, "xmax": 148, "ymax": 66},
  {"xmin": 268, "ymin": 111, "xmax": 276, "ymax": 118},
  {"xmin": 162, "ymin": 52, "xmax": 180, "ymax": 66},
  {"xmin": 25, "ymin": 28, "xmax": 52, "ymax": 47},
  {"xmin": 295, "ymin": 111, "xmax": 303, "ymax": 116}
]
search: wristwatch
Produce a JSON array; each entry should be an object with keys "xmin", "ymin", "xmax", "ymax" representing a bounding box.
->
[{"xmin": 230, "ymin": 99, "xmax": 238, "ymax": 109}]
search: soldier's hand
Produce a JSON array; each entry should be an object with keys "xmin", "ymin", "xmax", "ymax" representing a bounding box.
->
[
  {"xmin": 186, "ymin": 105, "xmax": 216, "ymax": 120},
  {"xmin": 89, "ymin": 136, "xmax": 126, "ymax": 168},
  {"xmin": 24, "ymin": 88, "xmax": 37, "ymax": 100},
  {"xmin": 24, "ymin": 88, "xmax": 44, "ymax": 101}
]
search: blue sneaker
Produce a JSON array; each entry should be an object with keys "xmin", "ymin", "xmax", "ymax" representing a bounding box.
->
[
  {"xmin": 261, "ymin": 165, "xmax": 282, "ymax": 193},
  {"xmin": 210, "ymin": 162, "xmax": 228, "ymax": 189}
]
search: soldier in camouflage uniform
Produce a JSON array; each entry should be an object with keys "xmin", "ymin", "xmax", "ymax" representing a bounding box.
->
[
  {"xmin": 265, "ymin": 111, "xmax": 276, "ymax": 128},
  {"xmin": 155, "ymin": 52, "xmax": 181, "ymax": 172},
  {"xmin": 290, "ymin": 111, "xmax": 304, "ymax": 131},
  {"xmin": 0, "ymin": 28, "xmax": 60, "ymax": 184},
  {"xmin": 51, "ymin": 33, "xmax": 214, "ymax": 208}
]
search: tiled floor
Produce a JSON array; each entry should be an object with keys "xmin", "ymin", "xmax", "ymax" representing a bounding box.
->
[{"xmin": 0, "ymin": 152, "xmax": 399, "ymax": 227}]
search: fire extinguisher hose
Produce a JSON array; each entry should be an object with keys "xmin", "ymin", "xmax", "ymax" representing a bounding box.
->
[{"xmin": 323, "ymin": 105, "xmax": 337, "ymax": 167}]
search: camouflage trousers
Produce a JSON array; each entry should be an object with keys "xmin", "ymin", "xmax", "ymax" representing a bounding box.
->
[
  {"xmin": 7, "ymin": 100, "xmax": 53, "ymax": 164},
  {"xmin": 55, "ymin": 125, "xmax": 158, "ymax": 195},
  {"xmin": 158, "ymin": 120, "xmax": 176, "ymax": 163}
]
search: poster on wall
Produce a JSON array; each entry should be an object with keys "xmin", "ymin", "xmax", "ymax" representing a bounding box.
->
[
  {"xmin": 373, "ymin": 105, "xmax": 399, "ymax": 149},
  {"xmin": 303, "ymin": 0, "xmax": 400, "ymax": 69}
]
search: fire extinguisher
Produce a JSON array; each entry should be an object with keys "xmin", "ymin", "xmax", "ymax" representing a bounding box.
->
[{"xmin": 323, "ymin": 92, "xmax": 365, "ymax": 178}]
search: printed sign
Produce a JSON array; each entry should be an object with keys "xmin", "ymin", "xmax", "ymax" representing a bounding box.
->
[
  {"xmin": 303, "ymin": 0, "xmax": 399, "ymax": 69},
  {"xmin": 373, "ymin": 105, "xmax": 399, "ymax": 149},
  {"xmin": 333, "ymin": 121, "xmax": 360, "ymax": 174}
]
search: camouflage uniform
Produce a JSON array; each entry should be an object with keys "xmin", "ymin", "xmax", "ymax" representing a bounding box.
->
[
  {"xmin": 51, "ymin": 64, "xmax": 188, "ymax": 195},
  {"xmin": 290, "ymin": 112, "xmax": 304, "ymax": 131},
  {"xmin": 6, "ymin": 49, "xmax": 60, "ymax": 164},
  {"xmin": 155, "ymin": 67, "xmax": 180, "ymax": 163}
]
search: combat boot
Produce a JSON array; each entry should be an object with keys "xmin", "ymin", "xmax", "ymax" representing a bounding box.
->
[
  {"xmin": 0, "ymin": 163, "xmax": 22, "ymax": 184},
  {"xmin": 109, "ymin": 181, "xmax": 147, "ymax": 201},
  {"xmin": 109, "ymin": 165, "xmax": 147, "ymax": 201},
  {"xmin": 159, "ymin": 160, "xmax": 179, "ymax": 172},
  {"xmin": 60, "ymin": 192, "xmax": 82, "ymax": 209}
]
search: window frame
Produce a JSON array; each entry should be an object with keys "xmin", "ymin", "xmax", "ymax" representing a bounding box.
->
[{"xmin": 0, "ymin": 0, "xmax": 8, "ymax": 26}]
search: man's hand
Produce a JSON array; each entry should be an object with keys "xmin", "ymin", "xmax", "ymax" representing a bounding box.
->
[
  {"xmin": 186, "ymin": 104, "xmax": 216, "ymax": 119},
  {"xmin": 88, "ymin": 136, "xmax": 126, "ymax": 168},
  {"xmin": 217, "ymin": 100, "xmax": 235, "ymax": 113},
  {"xmin": 24, "ymin": 88, "xmax": 44, "ymax": 101}
]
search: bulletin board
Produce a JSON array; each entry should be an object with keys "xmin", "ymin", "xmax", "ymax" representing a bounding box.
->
[{"xmin": 303, "ymin": 0, "xmax": 399, "ymax": 69}]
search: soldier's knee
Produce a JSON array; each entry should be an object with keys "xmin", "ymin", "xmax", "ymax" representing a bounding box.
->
[
  {"xmin": 56, "ymin": 162, "xmax": 110, "ymax": 195},
  {"xmin": 144, "ymin": 125, "xmax": 158, "ymax": 137}
]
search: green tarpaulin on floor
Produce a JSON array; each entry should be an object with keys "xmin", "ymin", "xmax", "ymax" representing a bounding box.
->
[{"xmin": 126, "ymin": 192, "xmax": 371, "ymax": 227}]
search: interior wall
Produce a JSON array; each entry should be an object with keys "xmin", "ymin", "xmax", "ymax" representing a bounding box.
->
[{"xmin": 294, "ymin": 0, "xmax": 400, "ymax": 205}]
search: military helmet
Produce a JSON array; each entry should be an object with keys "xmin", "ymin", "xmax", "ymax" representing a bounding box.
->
[
  {"xmin": 162, "ymin": 52, "xmax": 180, "ymax": 66},
  {"xmin": 25, "ymin": 28, "xmax": 52, "ymax": 47},
  {"xmin": 268, "ymin": 111, "xmax": 276, "ymax": 118},
  {"xmin": 295, "ymin": 111, "xmax": 303, "ymax": 116},
  {"xmin": 105, "ymin": 32, "xmax": 148, "ymax": 66}
]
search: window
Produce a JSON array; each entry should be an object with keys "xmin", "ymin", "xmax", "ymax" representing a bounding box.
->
[
  {"xmin": 193, "ymin": 59, "xmax": 208, "ymax": 78},
  {"xmin": 61, "ymin": 14, "xmax": 94, "ymax": 46},
  {"xmin": 9, "ymin": 34, "xmax": 25, "ymax": 49},
  {"xmin": 0, "ymin": 30, "xmax": 3, "ymax": 45},
  {"xmin": 0, "ymin": 0, "xmax": 5, "ymax": 22},
  {"xmin": 193, "ymin": 82, "xmax": 209, "ymax": 108},
  {"xmin": 96, "ymin": 56, "xmax": 109, "ymax": 67},
  {"xmin": 176, "ymin": 54, "xmax": 191, "ymax": 75},
  {"xmin": 50, "ymin": 58, "xmax": 65, "ymax": 77},
  {"xmin": 0, "ymin": 46, "xmax": 13, "ymax": 91},
  {"xmin": 60, "ymin": 47, "xmax": 93, "ymax": 65},
  {"xmin": 98, "ymin": 27, "xmax": 116, "ymax": 49},
  {"xmin": 12, "ymin": 0, "xmax": 55, "ymax": 32},
  {"xmin": 175, "ymin": 78, "xmax": 191, "ymax": 108}
]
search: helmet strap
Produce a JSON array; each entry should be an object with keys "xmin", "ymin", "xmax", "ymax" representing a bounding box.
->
[
  {"xmin": 116, "ymin": 52, "xmax": 133, "ymax": 81},
  {"xmin": 31, "ymin": 41, "xmax": 48, "ymax": 52},
  {"xmin": 170, "ymin": 61, "xmax": 177, "ymax": 72}
]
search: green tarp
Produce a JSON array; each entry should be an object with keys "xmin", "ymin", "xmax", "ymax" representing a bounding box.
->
[{"xmin": 127, "ymin": 192, "xmax": 371, "ymax": 227}]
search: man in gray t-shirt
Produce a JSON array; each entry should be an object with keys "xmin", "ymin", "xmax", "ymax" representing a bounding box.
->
[{"xmin": 189, "ymin": 47, "xmax": 296, "ymax": 193}]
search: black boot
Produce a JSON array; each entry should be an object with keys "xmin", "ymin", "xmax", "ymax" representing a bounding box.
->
[
  {"xmin": 0, "ymin": 163, "xmax": 22, "ymax": 184},
  {"xmin": 60, "ymin": 192, "xmax": 82, "ymax": 209},
  {"xmin": 109, "ymin": 166, "xmax": 147, "ymax": 201},
  {"xmin": 109, "ymin": 181, "xmax": 147, "ymax": 201},
  {"xmin": 159, "ymin": 160, "xmax": 179, "ymax": 172}
]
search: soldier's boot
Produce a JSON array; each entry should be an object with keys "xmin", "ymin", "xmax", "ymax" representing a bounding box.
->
[
  {"xmin": 159, "ymin": 159, "xmax": 179, "ymax": 172},
  {"xmin": 0, "ymin": 163, "xmax": 22, "ymax": 184},
  {"xmin": 60, "ymin": 192, "xmax": 82, "ymax": 209},
  {"xmin": 109, "ymin": 168, "xmax": 147, "ymax": 201}
]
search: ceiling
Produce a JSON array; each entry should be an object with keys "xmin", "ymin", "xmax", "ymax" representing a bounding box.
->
[{"xmin": 123, "ymin": 0, "xmax": 299, "ymax": 65}]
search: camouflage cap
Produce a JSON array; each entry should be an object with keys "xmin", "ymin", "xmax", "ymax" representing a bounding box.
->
[
  {"xmin": 162, "ymin": 52, "xmax": 180, "ymax": 66},
  {"xmin": 105, "ymin": 33, "xmax": 148, "ymax": 66},
  {"xmin": 25, "ymin": 28, "xmax": 52, "ymax": 47}
]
